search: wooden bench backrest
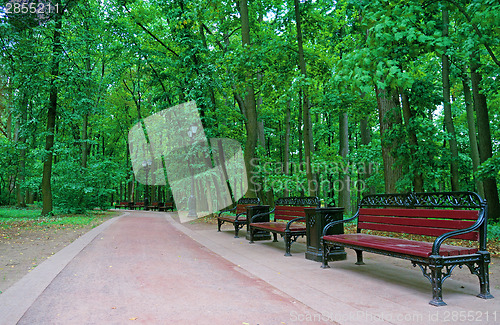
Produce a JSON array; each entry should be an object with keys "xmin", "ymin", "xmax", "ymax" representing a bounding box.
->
[
  {"xmin": 357, "ymin": 192, "xmax": 486, "ymax": 242},
  {"xmin": 274, "ymin": 197, "xmax": 320, "ymax": 222},
  {"xmin": 235, "ymin": 198, "xmax": 260, "ymax": 214},
  {"xmin": 357, "ymin": 208, "xmax": 480, "ymax": 241}
]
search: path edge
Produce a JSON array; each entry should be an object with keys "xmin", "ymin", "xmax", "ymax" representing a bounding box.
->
[{"xmin": 0, "ymin": 214, "xmax": 124, "ymax": 325}]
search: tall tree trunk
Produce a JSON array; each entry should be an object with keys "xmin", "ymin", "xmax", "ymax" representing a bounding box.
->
[
  {"xmin": 297, "ymin": 91, "xmax": 304, "ymax": 196},
  {"xmin": 294, "ymin": 0, "xmax": 316, "ymax": 197},
  {"xmin": 41, "ymin": 13, "xmax": 62, "ymax": 216},
  {"xmin": 461, "ymin": 72, "xmax": 483, "ymax": 197},
  {"xmin": 339, "ymin": 111, "xmax": 351, "ymax": 214},
  {"xmin": 471, "ymin": 53, "xmax": 500, "ymax": 222},
  {"xmin": 401, "ymin": 91, "xmax": 424, "ymax": 192},
  {"xmin": 283, "ymin": 100, "xmax": 291, "ymax": 197},
  {"xmin": 376, "ymin": 85, "xmax": 403, "ymax": 194},
  {"xmin": 240, "ymin": 0, "xmax": 258, "ymax": 198},
  {"xmin": 442, "ymin": 8, "xmax": 460, "ymax": 191},
  {"xmin": 16, "ymin": 94, "xmax": 28, "ymax": 207}
]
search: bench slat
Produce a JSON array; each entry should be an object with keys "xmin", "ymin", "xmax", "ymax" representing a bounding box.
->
[
  {"xmin": 359, "ymin": 215, "xmax": 476, "ymax": 230},
  {"xmin": 359, "ymin": 208, "xmax": 479, "ymax": 220},
  {"xmin": 236, "ymin": 204, "xmax": 257, "ymax": 214},
  {"xmin": 357, "ymin": 222, "xmax": 479, "ymax": 241}
]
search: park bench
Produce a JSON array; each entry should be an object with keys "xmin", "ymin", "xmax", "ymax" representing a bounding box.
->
[
  {"xmin": 217, "ymin": 197, "xmax": 260, "ymax": 238},
  {"xmin": 115, "ymin": 201, "xmax": 129, "ymax": 209},
  {"xmin": 147, "ymin": 202, "xmax": 160, "ymax": 210},
  {"xmin": 249, "ymin": 197, "xmax": 320, "ymax": 256},
  {"xmin": 131, "ymin": 202, "xmax": 145, "ymax": 210},
  {"xmin": 321, "ymin": 191, "xmax": 494, "ymax": 306},
  {"xmin": 158, "ymin": 202, "xmax": 175, "ymax": 212}
]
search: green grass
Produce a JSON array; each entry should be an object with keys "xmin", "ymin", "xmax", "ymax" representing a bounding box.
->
[
  {"xmin": 0, "ymin": 206, "xmax": 117, "ymax": 228},
  {"xmin": 0, "ymin": 207, "xmax": 40, "ymax": 219}
]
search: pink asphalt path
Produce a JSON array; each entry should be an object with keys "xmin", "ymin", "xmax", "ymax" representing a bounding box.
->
[{"xmin": 13, "ymin": 213, "xmax": 331, "ymax": 324}]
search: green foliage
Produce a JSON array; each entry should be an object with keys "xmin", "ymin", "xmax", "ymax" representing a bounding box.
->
[
  {"xmin": 52, "ymin": 157, "xmax": 121, "ymax": 213},
  {"xmin": 0, "ymin": 0, "xmax": 499, "ymax": 217},
  {"xmin": 488, "ymin": 223, "xmax": 500, "ymax": 240}
]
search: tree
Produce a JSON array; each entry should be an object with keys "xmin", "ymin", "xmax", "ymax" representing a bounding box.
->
[{"xmin": 41, "ymin": 11, "xmax": 63, "ymax": 216}]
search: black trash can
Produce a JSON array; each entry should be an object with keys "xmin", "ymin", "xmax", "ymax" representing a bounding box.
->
[{"xmin": 305, "ymin": 207, "xmax": 346, "ymax": 262}]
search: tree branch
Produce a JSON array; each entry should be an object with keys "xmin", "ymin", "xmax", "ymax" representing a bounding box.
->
[
  {"xmin": 123, "ymin": 4, "xmax": 179, "ymax": 57},
  {"xmin": 444, "ymin": 0, "xmax": 500, "ymax": 68}
]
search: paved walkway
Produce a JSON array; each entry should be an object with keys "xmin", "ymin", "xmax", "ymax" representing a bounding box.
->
[{"xmin": 1, "ymin": 211, "xmax": 499, "ymax": 324}]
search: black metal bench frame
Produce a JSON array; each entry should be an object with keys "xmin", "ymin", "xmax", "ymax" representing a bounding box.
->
[
  {"xmin": 217, "ymin": 198, "xmax": 260, "ymax": 238},
  {"xmin": 321, "ymin": 191, "xmax": 494, "ymax": 306},
  {"xmin": 249, "ymin": 197, "xmax": 320, "ymax": 256}
]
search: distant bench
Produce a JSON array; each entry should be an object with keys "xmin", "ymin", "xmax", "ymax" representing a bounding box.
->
[
  {"xmin": 131, "ymin": 202, "xmax": 145, "ymax": 210},
  {"xmin": 217, "ymin": 198, "xmax": 260, "ymax": 238},
  {"xmin": 249, "ymin": 197, "xmax": 320, "ymax": 256},
  {"xmin": 159, "ymin": 202, "xmax": 175, "ymax": 212},
  {"xmin": 115, "ymin": 201, "xmax": 129, "ymax": 209},
  {"xmin": 321, "ymin": 191, "xmax": 494, "ymax": 306}
]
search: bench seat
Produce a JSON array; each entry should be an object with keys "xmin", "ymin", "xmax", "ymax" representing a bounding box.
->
[
  {"xmin": 218, "ymin": 215, "xmax": 247, "ymax": 223},
  {"xmin": 323, "ymin": 233, "xmax": 478, "ymax": 258},
  {"xmin": 249, "ymin": 221, "xmax": 306, "ymax": 233}
]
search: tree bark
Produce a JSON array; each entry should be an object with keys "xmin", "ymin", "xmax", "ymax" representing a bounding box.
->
[
  {"xmin": 16, "ymin": 94, "xmax": 28, "ymax": 207},
  {"xmin": 376, "ymin": 85, "xmax": 403, "ymax": 194},
  {"xmin": 294, "ymin": 0, "xmax": 316, "ymax": 197},
  {"xmin": 339, "ymin": 111, "xmax": 351, "ymax": 214},
  {"xmin": 442, "ymin": 8, "xmax": 460, "ymax": 191},
  {"xmin": 461, "ymin": 71, "xmax": 483, "ymax": 197},
  {"xmin": 41, "ymin": 13, "xmax": 62, "ymax": 216},
  {"xmin": 240, "ymin": 0, "xmax": 259, "ymax": 198},
  {"xmin": 471, "ymin": 53, "xmax": 500, "ymax": 222},
  {"xmin": 283, "ymin": 100, "xmax": 291, "ymax": 197}
]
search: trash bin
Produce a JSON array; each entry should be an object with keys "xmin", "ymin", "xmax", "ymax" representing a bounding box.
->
[
  {"xmin": 245, "ymin": 205, "xmax": 272, "ymax": 241},
  {"xmin": 305, "ymin": 207, "xmax": 346, "ymax": 262}
]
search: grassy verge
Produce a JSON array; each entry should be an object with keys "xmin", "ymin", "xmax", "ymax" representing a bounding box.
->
[{"xmin": 0, "ymin": 206, "xmax": 119, "ymax": 230}]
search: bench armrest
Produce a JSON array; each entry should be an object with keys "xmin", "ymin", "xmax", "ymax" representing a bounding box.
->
[
  {"xmin": 322, "ymin": 212, "xmax": 359, "ymax": 237},
  {"xmin": 250, "ymin": 208, "xmax": 275, "ymax": 223},
  {"xmin": 431, "ymin": 211, "xmax": 487, "ymax": 255},
  {"xmin": 218, "ymin": 205, "xmax": 237, "ymax": 218},
  {"xmin": 285, "ymin": 217, "xmax": 305, "ymax": 231},
  {"xmin": 234, "ymin": 211, "xmax": 247, "ymax": 222}
]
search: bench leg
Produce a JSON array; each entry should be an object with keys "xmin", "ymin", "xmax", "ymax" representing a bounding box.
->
[
  {"xmin": 284, "ymin": 231, "xmax": 291, "ymax": 257},
  {"xmin": 249, "ymin": 227, "xmax": 255, "ymax": 244},
  {"xmin": 355, "ymin": 250, "xmax": 365, "ymax": 265},
  {"xmin": 273, "ymin": 233, "xmax": 278, "ymax": 242},
  {"xmin": 321, "ymin": 241, "xmax": 330, "ymax": 269},
  {"xmin": 475, "ymin": 252, "xmax": 494, "ymax": 300},
  {"xmin": 234, "ymin": 223, "xmax": 240, "ymax": 238},
  {"xmin": 429, "ymin": 264, "xmax": 446, "ymax": 306},
  {"xmin": 217, "ymin": 219, "xmax": 223, "ymax": 232}
]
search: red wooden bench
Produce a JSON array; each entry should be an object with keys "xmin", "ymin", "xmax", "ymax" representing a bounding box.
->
[
  {"xmin": 249, "ymin": 197, "xmax": 320, "ymax": 256},
  {"xmin": 115, "ymin": 201, "xmax": 129, "ymax": 209},
  {"xmin": 132, "ymin": 202, "xmax": 145, "ymax": 210},
  {"xmin": 147, "ymin": 202, "xmax": 160, "ymax": 210},
  {"xmin": 217, "ymin": 198, "xmax": 260, "ymax": 238},
  {"xmin": 321, "ymin": 191, "xmax": 494, "ymax": 306},
  {"xmin": 158, "ymin": 202, "xmax": 175, "ymax": 212}
]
